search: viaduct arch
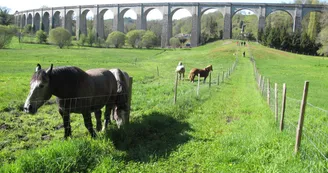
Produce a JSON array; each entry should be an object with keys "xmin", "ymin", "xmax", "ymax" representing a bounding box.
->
[{"xmin": 14, "ymin": 2, "xmax": 327, "ymax": 48}]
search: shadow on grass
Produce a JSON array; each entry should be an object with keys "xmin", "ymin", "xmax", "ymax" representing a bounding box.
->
[{"xmin": 105, "ymin": 111, "xmax": 192, "ymax": 162}]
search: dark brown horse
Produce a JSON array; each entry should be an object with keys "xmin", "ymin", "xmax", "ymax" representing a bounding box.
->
[
  {"xmin": 24, "ymin": 64, "xmax": 117, "ymax": 138},
  {"xmin": 188, "ymin": 65, "xmax": 213, "ymax": 83},
  {"xmin": 107, "ymin": 68, "xmax": 131, "ymax": 129},
  {"xmin": 175, "ymin": 61, "xmax": 185, "ymax": 80}
]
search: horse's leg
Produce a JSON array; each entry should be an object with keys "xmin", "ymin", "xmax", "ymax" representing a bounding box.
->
[
  {"xmin": 94, "ymin": 109, "xmax": 102, "ymax": 132},
  {"xmin": 82, "ymin": 112, "xmax": 97, "ymax": 138},
  {"xmin": 102, "ymin": 105, "xmax": 112, "ymax": 131},
  {"xmin": 59, "ymin": 109, "xmax": 71, "ymax": 138},
  {"xmin": 203, "ymin": 77, "xmax": 207, "ymax": 84},
  {"xmin": 182, "ymin": 72, "xmax": 184, "ymax": 80}
]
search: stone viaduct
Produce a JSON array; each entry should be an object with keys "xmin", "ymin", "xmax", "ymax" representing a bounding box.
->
[{"xmin": 14, "ymin": 2, "xmax": 326, "ymax": 47}]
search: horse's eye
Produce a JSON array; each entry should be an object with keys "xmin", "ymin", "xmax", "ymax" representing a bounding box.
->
[{"xmin": 39, "ymin": 84, "xmax": 44, "ymax": 88}]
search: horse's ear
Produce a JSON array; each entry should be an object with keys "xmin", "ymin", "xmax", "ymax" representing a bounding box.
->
[
  {"xmin": 46, "ymin": 64, "xmax": 53, "ymax": 74},
  {"xmin": 36, "ymin": 64, "xmax": 41, "ymax": 72}
]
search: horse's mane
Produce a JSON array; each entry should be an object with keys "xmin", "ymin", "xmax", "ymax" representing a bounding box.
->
[{"xmin": 50, "ymin": 66, "xmax": 89, "ymax": 98}]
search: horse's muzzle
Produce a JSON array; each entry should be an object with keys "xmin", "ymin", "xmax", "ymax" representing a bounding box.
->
[{"xmin": 24, "ymin": 104, "xmax": 36, "ymax": 114}]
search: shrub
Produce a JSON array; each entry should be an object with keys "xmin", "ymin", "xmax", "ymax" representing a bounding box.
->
[
  {"xmin": 169, "ymin": 37, "xmax": 181, "ymax": 48},
  {"xmin": 35, "ymin": 30, "xmax": 47, "ymax": 44},
  {"xmin": 106, "ymin": 31, "xmax": 125, "ymax": 48},
  {"xmin": 86, "ymin": 29, "xmax": 96, "ymax": 47},
  {"xmin": 0, "ymin": 25, "xmax": 15, "ymax": 49},
  {"xmin": 49, "ymin": 27, "xmax": 72, "ymax": 49},
  {"xmin": 142, "ymin": 31, "xmax": 157, "ymax": 49},
  {"xmin": 23, "ymin": 24, "xmax": 33, "ymax": 34},
  {"xmin": 126, "ymin": 30, "xmax": 146, "ymax": 48},
  {"xmin": 79, "ymin": 34, "xmax": 87, "ymax": 46}
]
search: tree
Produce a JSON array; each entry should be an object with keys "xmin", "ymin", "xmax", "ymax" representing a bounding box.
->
[
  {"xmin": 35, "ymin": 30, "xmax": 47, "ymax": 44},
  {"xmin": 317, "ymin": 27, "xmax": 328, "ymax": 55},
  {"xmin": 141, "ymin": 30, "xmax": 157, "ymax": 49},
  {"xmin": 0, "ymin": 7, "xmax": 12, "ymax": 25},
  {"xmin": 125, "ymin": 30, "xmax": 146, "ymax": 48},
  {"xmin": 106, "ymin": 31, "xmax": 125, "ymax": 48},
  {"xmin": 79, "ymin": 34, "xmax": 87, "ymax": 46},
  {"xmin": 49, "ymin": 27, "xmax": 72, "ymax": 49},
  {"xmin": 169, "ymin": 37, "xmax": 180, "ymax": 48},
  {"xmin": 0, "ymin": 25, "xmax": 15, "ymax": 49},
  {"xmin": 307, "ymin": 0, "xmax": 320, "ymax": 41},
  {"xmin": 86, "ymin": 29, "xmax": 96, "ymax": 47}
]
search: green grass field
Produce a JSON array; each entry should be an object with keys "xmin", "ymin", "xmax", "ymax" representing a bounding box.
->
[{"xmin": 0, "ymin": 39, "xmax": 328, "ymax": 172}]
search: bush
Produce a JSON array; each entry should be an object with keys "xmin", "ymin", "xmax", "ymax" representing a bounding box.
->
[
  {"xmin": 79, "ymin": 34, "xmax": 87, "ymax": 46},
  {"xmin": 49, "ymin": 27, "xmax": 72, "ymax": 49},
  {"xmin": 0, "ymin": 25, "xmax": 15, "ymax": 49},
  {"xmin": 35, "ymin": 30, "xmax": 47, "ymax": 44},
  {"xmin": 142, "ymin": 31, "xmax": 157, "ymax": 49},
  {"xmin": 126, "ymin": 30, "xmax": 146, "ymax": 48},
  {"xmin": 169, "ymin": 37, "xmax": 181, "ymax": 48},
  {"xmin": 23, "ymin": 24, "xmax": 33, "ymax": 34},
  {"xmin": 86, "ymin": 29, "xmax": 96, "ymax": 47},
  {"xmin": 106, "ymin": 31, "xmax": 125, "ymax": 48}
]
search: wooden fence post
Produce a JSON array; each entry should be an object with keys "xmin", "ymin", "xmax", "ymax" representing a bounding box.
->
[
  {"xmin": 197, "ymin": 74, "xmax": 200, "ymax": 96},
  {"xmin": 157, "ymin": 66, "xmax": 159, "ymax": 76},
  {"xmin": 275, "ymin": 83, "xmax": 278, "ymax": 123},
  {"xmin": 127, "ymin": 77, "xmax": 133, "ymax": 124},
  {"xmin": 267, "ymin": 79, "xmax": 270, "ymax": 105},
  {"xmin": 280, "ymin": 83, "xmax": 286, "ymax": 131},
  {"xmin": 258, "ymin": 75, "xmax": 262, "ymax": 89},
  {"xmin": 174, "ymin": 73, "xmax": 178, "ymax": 104},
  {"xmin": 209, "ymin": 72, "xmax": 212, "ymax": 88},
  {"xmin": 295, "ymin": 81, "xmax": 310, "ymax": 154},
  {"xmin": 217, "ymin": 74, "xmax": 220, "ymax": 86},
  {"xmin": 222, "ymin": 71, "xmax": 225, "ymax": 83},
  {"xmin": 261, "ymin": 76, "xmax": 265, "ymax": 96}
]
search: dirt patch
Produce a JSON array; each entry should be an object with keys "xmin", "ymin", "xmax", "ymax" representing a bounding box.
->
[{"xmin": 226, "ymin": 116, "xmax": 239, "ymax": 124}]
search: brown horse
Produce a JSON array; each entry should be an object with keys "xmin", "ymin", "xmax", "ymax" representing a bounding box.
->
[
  {"xmin": 188, "ymin": 65, "xmax": 213, "ymax": 83},
  {"xmin": 175, "ymin": 61, "xmax": 185, "ymax": 80},
  {"xmin": 24, "ymin": 64, "xmax": 117, "ymax": 138},
  {"xmin": 102, "ymin": 68, "xmax": 131, "ymax": 130}
]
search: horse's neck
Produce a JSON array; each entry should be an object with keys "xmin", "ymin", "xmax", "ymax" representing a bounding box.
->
[{"xmin": 50, "ymin": 69, "xmax": 88, "ymax": 98}]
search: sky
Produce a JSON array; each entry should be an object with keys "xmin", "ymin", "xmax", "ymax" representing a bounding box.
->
[{"xmin": 3, "ymin": 0, "xmax": 294, "ymax": 20}]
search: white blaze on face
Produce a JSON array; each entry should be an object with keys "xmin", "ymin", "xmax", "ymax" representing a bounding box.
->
[{"xmin": 24, "ymin": 80, "xmax": 41, "ymax": 112}]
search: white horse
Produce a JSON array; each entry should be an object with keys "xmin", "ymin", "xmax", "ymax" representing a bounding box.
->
[{"xmin": 175, "ymin": 61, "xmax": 185, "ymax": 80}]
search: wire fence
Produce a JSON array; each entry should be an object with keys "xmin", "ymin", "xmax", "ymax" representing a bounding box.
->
[{"xmin": 249, "ymin": 45, "xmax": 328, "ymax": 163}]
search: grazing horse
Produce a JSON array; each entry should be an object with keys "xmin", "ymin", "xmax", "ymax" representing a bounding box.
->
[
  {"xmin": 175, "ymin": 61, "xmax": 185, "ymax": 80},
  {"xmin": 188, "ymin": 65, "xmax": 213, "ymax": 83},
  {"xmin": 102, "ymin": 68, "xmax": 131, "ymax": 130},
  {"xmin": 24, "ymin": 64, "xmax": 117, "ymax": 138}
]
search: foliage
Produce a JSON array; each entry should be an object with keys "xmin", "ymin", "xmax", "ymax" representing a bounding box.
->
[
  {"xmin": 147, "ymin": 20, "xmax": 162, "ymax": 46},
  {"xmin": 106, "ymin": 31, "xmax": 125, "ymax": 48},
  {"xmin": 23, "ymin": 24, "xmax": 33, "ymax": 34},
  {"xmin": 317, "ymin": 27, "xmax": 328, "ymax": 55},
  {"xmin": 0, "ymin": 7, "xmax": 12, "ymax": 25},
  {"xmin": 86, "ymin": 29, "xmax": 96, "ymax": 47},
  {"xmin": 169, "ymin": 37, "xmax": 180, "ymax": 48},
  {"xmin": 141, "ymin": 30, "xmax": 157, "ymax": 48},
  {"xmin": 49, "ymin": 27, "xmax": 72, "ymax": 49},
  {"xmin": 307, "ymin": 0, "xmax": 320, "ymax": 41},
  {"xmin": 35, "ymin": 30, "xmax": 47, "ymax": 44},
  {"xmin": 79, "ymin": 34, "xmax": 87, "ymax": 46},
  {"xmin": 125, "ymin": 30, "xmax": 146, "ymax": 48},
  {"xmin": 0, "ymin": 25, "xmax": 15, "ymax": 48}
]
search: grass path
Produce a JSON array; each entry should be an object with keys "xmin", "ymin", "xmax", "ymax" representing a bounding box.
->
[{"xmin": 94, "ymin": 47, "xmax": 300, "ymax": 172}]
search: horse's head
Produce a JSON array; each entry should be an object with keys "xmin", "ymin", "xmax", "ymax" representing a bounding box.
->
[
  {"xmin": 178, "ymin": 61, "xmax": 183, "ymax": 66},
  {"xmin": 113, "ymin": 105, "xmax": 129, "ymax": 129},
  {"xmin": 205, "ymin": 65, "xmax": 213, "ymax": 72},
  {"xmin": 24, "ymin": 64, "xmax": 53, "ymax": 114}
]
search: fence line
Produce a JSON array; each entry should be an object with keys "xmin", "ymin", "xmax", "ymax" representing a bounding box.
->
[{"xmin": 249, "ymin": 45, "xmax": 328, "ymax": 161}]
